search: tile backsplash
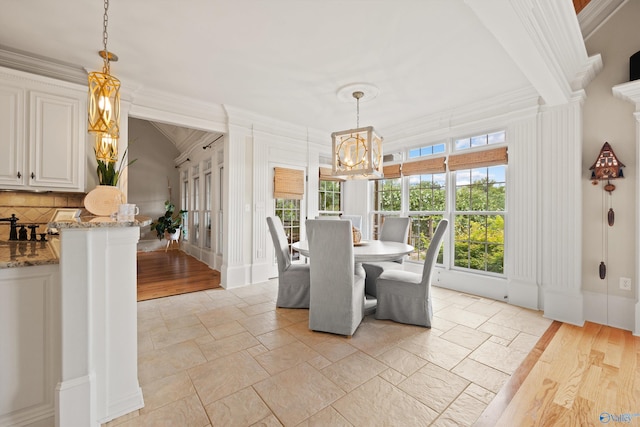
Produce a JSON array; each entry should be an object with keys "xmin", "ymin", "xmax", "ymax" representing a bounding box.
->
[{"xmin": 0, "ymin": 191, "xmax": 87, "ymax": 226}]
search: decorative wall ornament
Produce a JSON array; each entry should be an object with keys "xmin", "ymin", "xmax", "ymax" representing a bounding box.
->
[
  {"xmin": 590, "ymin": 141, "xmax": 625, "ymax": 192},
  {"xmin": 589, "ymin": 142, "xmax": 626, "ymax": 280}
]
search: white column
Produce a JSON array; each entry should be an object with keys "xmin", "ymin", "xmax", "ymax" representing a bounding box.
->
[
  {"xmin": 507, "ymin": 115, "xmax": 540, "ymax": 309},
  {"xmin": 252, "ymin": 131, "xmax": 270, "ymax": 282},
  {"xmin": 221, "ymin": 123, "xmax": 251, "ymax": 288},
  {"xmin": 612, "ymin": 80, "xmax": 640, "ymax": 335},
  {"xmin": 56, "ymin": 225, "xmax": 143, "ymax": 427},
  {"xmin": 539, "ymin": 95, "xmax": 585, "ymax": 325}
]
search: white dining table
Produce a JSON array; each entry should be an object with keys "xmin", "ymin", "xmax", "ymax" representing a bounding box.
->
[{"xmin": 292, "ymin": 240, "xmax": 414, "ymax": 263}]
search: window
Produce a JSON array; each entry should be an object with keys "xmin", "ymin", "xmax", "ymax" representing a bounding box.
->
[
  {"xmin": 318, "ymin": 167, "xmax": 343, "ymax": 217},
  {"xmin": 204, "ymin": 171, "xmax": 212, "ymax": 249},
  {"xmin": 455, "ymin": 130, "xmax": 505, "ymax": 150},
  {"xmin": 192, "ymin": 172, "xmax": 200, "ymax": 245},
  {"xmin": 409, "ymin": 142, "xmax": 446, "ymax": 159},
  {"xmin": 407, "ymin": 172, "xmax": 446, "ymax": 262},
  {"xmin": 369, "ymin": 130, "xmax": 507, "ymax": 276},
  {"xmin": 319, "ymin": 180, "xmax": 341, "ymax": 213},
  {"xmin": 372, "ymin": 176, "xmax": 402, "ymax": 239},
  {"xmin": 453, "ymin": 165, "xmax": 505, "ymax": 273},
  {"xmin": 275, "ymin": 199, "xmax": 302, "ymax": 260},
  {"xmin": 181, "ymin": 171, "xmax": 189, "ymax": 241}
]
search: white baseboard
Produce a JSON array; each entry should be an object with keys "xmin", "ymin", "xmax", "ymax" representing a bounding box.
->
[
  {"xmin": 543, "ymin": 287, "xmax": 584, "ymax": 326},
  {"xmin": 99, "ymin": 387, "xmax": 144, "ymax": 424},
  {"xmin": 583, "ymin": 290, "xmax": 635, "ymax": 332},
  {"xmin": 55, "ymin": 375, "xmax": 94, "ymax": 427},
  {"xmin": 507, "ymin": 278, "xmax": 540, "ymax": 310}
]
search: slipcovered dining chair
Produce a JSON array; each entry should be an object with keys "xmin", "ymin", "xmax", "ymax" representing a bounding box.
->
[
  {"xmin": 375, "ymin": 218, "xmax": 448, "ymax": 327},
  {"xmin": 306, "ymin": 219, "xmax": 370, "ymax": 336},
  {"xmin": 340, "ymin": 215, "xmax": 362, "ymax": 230},
  {"xmin": 363, "ymin": 216, "xmax": 411, "ymax": 296},
  {"xmin": 266, "ymin": 216, "xmax": 310, "ymax": 308},
  {"xmin": 379, "ymin": 217, "xmax": 411, "ymax": 249}
]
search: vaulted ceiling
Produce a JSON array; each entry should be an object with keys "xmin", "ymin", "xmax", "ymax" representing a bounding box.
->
[{"xmin": 0, "ymin": 0, "xmax": 618, "ymax": 153}]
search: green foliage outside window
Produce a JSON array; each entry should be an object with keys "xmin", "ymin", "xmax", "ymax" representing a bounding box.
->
[
  {"xmin": 376, "ymin": 178, "xmax": 402, "ymax": 211},
  {"xmin": 454, "ymin": 166, "xmax": 506, "ymax": 273},
  {"xmin": 376, "ymin": 165, "xmax": 505, "ymax": 274},
  {"xmin": 319, "ymin": 180, "xmax": 341, "ymax": 212},
  {"xmin": 275, "ymin": 199, "xmax": 301, "ymax": 260}
]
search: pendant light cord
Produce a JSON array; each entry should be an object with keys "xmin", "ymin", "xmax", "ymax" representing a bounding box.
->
[{"xmin": 102, "ymin": 0, "xmax": 111, "ymax": 72}]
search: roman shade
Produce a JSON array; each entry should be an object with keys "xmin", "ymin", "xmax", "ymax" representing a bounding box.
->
[
  {"xmin": 448, "ymin": 147, "xmax": 508, "ymax": 171},
  {"xmin": 319, "ymin": 167, "xmax": 345, "ymax": 182},
  {"xmin": 402, "ymin": 156, "xmax": 446, "ymax": 176},
  {"xmin": 274, "ymin": 167, "xmax": 304, "ymax": 199},
  {"xmin": 382, "ymin": 164, "xmax": 402, "ymax": 179}
]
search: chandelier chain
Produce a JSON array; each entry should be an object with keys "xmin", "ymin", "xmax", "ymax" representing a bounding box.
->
[
  {"xmin": 102, "ymin": 0, "xmax": 110, "ymax": 67},
  {"xmin": 356, "ymin": 96, "xmax": 360, "ymax": 128}
]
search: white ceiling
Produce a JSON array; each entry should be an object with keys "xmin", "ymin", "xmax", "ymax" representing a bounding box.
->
[{"xmin": 0, "ymin": 0, "xmax": 604, "ymax": 152}]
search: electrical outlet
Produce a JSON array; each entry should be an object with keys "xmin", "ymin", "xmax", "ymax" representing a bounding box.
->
[{"xmin": 620, "ymin": 277, "xmax": 632, "ymax": 291}]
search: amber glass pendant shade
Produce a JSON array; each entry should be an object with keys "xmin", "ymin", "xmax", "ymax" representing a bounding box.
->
[
  {"xmin": 95, "ymin": 132, "xmax": 118, "ymax": 163},
  {"xmin": 88, "ymin": 69, "xmax": 121, "ymax": 137}
]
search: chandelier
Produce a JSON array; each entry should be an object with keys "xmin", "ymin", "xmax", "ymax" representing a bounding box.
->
[
  {"xmin": 331, "ymin": 91, "xmax": 383, "ymax": 179},
  {"xmin": 88, "ymin": 0, "xmax": 120, "ymax": 163}
]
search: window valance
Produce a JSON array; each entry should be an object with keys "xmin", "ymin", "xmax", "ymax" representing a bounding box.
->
[
  {"xmin": 402, "ymin": 156, "xmax": 446, "ymax": 176},
  {"xmin": 319, "ymin": 167, "xmax": 345, "ymax": 182},
  {"xmin": 448, "ymin": 147, "xmax": 508, "ymax": 171},
  {"xmin": 274, "ymin": 167, "xmax": 304, "ymax": 199}
]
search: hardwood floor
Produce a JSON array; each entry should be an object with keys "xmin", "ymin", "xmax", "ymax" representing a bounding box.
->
[
  {"xmin": 476, "ymin": 321, "xmax": 640, "ymax": 426},
  {"xmin": 136, "ymin": 249, "xmax": 220, "ymax": 301}
]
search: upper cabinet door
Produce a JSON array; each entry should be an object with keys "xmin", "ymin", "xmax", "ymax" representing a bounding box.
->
[
  {"xmin": 0, "ymin": 85, "xmax": 25, "ymax": 187},
  {"xmin": 29, "ymin": 90, "xmax": 84, "ymax": 190}
]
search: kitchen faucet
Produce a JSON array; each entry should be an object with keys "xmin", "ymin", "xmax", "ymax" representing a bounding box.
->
[{"xmin": 0, "ymin": 214, "xmax": 19, "ymax": 240}]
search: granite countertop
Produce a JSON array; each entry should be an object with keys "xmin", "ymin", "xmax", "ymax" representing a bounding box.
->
[
  {"xmin": 0, "ymin": 216, "xmax": 153, "ymax": 269},
  {"xmin": 0, "ymin": 237, "xmax": 60, "ymax": 268},
  {"xmin": 49, "ymin": 215, "xmax": 153, "ymax": 230}
]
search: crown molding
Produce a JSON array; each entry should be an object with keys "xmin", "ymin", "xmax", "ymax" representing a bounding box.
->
[
  {"xmin": 223, "ymin": 105, "xmax": 328, "ymax": 143},
  {"xmin": 466, "ymin": 0, "xmax": 592, "ymax": 107},
  {"xmin": 0, "ymin": 45, "xmax": 87, "ymax": 86},
  {"xmin": 579, "ymin": 0, "xmax": 628, "ymax": 41},
  {"xmin": 383, "ymin": 86, "xmax": 540, "ymax": 143},
  {"xmin": 613, "ymin": 79, "xmax": 640, "ymax": 109}
]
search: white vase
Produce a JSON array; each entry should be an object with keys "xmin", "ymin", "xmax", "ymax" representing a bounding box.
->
[
  {"xmin": 165, "ymin": 228, "xmax": 180, "ymax": 241},
  {"xmin": 84, "ymin": 185, "xmax": 125, "ymax": 216}
]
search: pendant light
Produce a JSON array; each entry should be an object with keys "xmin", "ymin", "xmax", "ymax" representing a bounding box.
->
[
  {"xmin": 331, "ymin": 90, "xmax": 383, "ymax": 179},
  {"xmin": 88, "ymin": 0, "xmax": 120, "ymax": 162}
]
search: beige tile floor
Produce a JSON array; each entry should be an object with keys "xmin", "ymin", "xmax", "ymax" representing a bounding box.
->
[{"xmin": 105, "ymin": 280, "xmax": 552, "ymax": 427}]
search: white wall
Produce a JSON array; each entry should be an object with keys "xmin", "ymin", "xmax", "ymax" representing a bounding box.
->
[
  {"xmin": 128, "ymin": 118, "xmax": 181, "ymax": 227},
  {"xmin": 582, "ymin": 0, "xmax": 640, "ymax": 327}
]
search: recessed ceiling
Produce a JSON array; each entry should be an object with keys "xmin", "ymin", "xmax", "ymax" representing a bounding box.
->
[{"xmin": 0, "ymin": 0, "xmax": 599, "ymax": 150}]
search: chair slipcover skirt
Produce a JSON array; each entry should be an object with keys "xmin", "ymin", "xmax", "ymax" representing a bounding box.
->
[
  {"xmin": 266, "ymin": 216, "xmax": 311, "ymax": 308},
  {"xmin": 306, "ymin": 219, "xmax": 366, "ymax": 336},
  {"xmin": 375, "ymin": 270, "xmax": 431, "ymax": 327},
  {"xmin": 374, "ymin": 219, "xmax": 448, "ymax": 328}
]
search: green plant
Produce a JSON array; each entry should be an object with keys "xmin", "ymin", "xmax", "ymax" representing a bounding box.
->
[
  {"xmin": 96, "ymin": 144, "xmax": 137, "ymax": 186},
  {"xmin": 152, "ymin": 201, "xmax": 186, "ymax": 240}
]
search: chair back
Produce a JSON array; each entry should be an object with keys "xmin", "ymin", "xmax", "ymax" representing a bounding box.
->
[
  {"xmin": 306, "ymin": 219, "xmax": 364, "ymax": 336},
  {"xmin": 266, "ymin": 216, "xmax": 291, "ymax": 274},
  {"xmin": 341, "ymin": 215, "xmax": 362, "ymax": 230},
  {"xmin": 379, "ymin": 217, "xmax": 410, "ymax": 243},
  {"xmin": 420, "ymin": 219, "xmax": 448, "ymax": 287}
]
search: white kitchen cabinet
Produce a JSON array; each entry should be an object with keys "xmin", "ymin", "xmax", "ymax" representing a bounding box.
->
[
  {"xmin": 0, "ymin": 66, "xmax": 86, "ymax": 192},
  {"xmin": 0, "ymin": 264, "xmax": 61, "ymax": 427},
  {"xmin": 0, "ymin": 83, "xmax": 25, "ymax": 186}
]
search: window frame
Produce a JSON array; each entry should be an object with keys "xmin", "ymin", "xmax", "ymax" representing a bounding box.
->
[{"xmin": 370, "ymin": 131, "xmax": 507, "ymax": 277}]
